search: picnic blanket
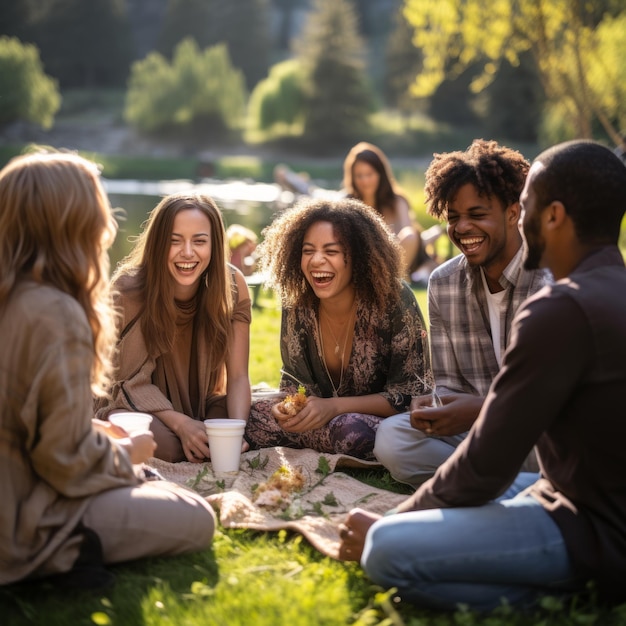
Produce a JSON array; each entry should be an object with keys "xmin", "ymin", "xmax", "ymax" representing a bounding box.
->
[{"xmin": 146, "ymin": 447, "xmax": 407, "ymax": 560}]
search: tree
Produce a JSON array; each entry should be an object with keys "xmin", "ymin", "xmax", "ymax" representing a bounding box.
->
[
  {"xmin": 0, "ymin": 36, "xmax": 60, "ymax": 129},
  {"xmin": 403, "ymin": 0, "xmax": 626, "ymax": 141},
  {"xmin": 247, "ymin": 59, "xmax": 305, "ymax": 133},
  {"xmin": 158, "ymin": 0, "xmax": 271, "ymax": 90},
  {"xmin": 125, "ymin": 38, "xmax": 247, "ymax": 140},
  {"xmin": 31, "ymin": 0, "xmax": 133, "ymax": 87},
  {"xmin": 296, "ymin": 0, "xmax": 374, "ymax": 149},
  {"xmin": 384, "ymin": 6, "xmax": 422, "ymax": 113}
]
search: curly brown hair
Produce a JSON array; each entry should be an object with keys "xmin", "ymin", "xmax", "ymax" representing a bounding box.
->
[
  {"xmin": 257, "ymin": 197, "xmax": 404, "ymax": 311},
  {"xmin": 424, "ymin": 139, "xmax": 530, "ymax": 219}
]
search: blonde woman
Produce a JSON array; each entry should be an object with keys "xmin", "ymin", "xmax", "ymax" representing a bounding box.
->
[
  {"xmin": 96, "ymin": 193, "xmax": 252, "ymax": 463},
  {"xmin": 0, "ymin": 150, "xmax": 215, "ymax": 589}
]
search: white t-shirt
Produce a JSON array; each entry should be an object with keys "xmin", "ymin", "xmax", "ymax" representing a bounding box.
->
[{"xmin": 481, "ymin": 269, "xmax": 507, "ymax": 368}]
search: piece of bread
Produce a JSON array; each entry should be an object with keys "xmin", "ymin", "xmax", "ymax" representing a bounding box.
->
[{"xmin": 279, "ymin": 385, "xmax": 307, "ymax": 416}]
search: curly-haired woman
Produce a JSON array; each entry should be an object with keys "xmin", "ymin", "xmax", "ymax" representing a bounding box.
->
[
  {"xmin": 245, "ymin": 197, "xmax": 431, "ymax": 460},
  {"xmin": 0, "ymin": 150, "xmax": 215, "ymax": 588},
  {"xmin": 95, "ymin": 192, "xmax": 252, "ymax": 463}
]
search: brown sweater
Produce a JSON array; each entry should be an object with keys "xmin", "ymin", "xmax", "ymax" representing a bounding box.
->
[{"xmin": 95, "ymin": 272, "xmax": 251, "ymax": 420}]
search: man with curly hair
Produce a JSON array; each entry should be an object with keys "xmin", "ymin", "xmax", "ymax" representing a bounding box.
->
[
  {"xmin": 375, "ymin": 139, "xmax": 550, "ymax": 487},
  {"xmin": 339, "ymin": 138, "xmax": 626, "ymax": 610}
]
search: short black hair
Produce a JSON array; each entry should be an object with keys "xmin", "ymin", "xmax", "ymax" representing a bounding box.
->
[{"xmin": 533, "ymin": 140, "xmax": 626, "ymax": 245}]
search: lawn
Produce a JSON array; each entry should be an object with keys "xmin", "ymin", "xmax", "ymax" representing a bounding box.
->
[{"xmin": 3, "ymin": 288, "xmax": 626, "ymax": 626}]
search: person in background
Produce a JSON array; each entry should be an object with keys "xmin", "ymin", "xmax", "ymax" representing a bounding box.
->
[
  {"xmin": 0, "ymin": 150, "xmax": 215, "ymax": 589},
  {"xmin": 342, "ymin": 141, "xmax": 438, "ymax": 285},
  {"xmin": 226, "ymin": 223, "xmax": 258, "ymax": 277},
  {"xmin": 375, "ymin": 139, "xmax": 549, "ymax": 488},
  {"xmin": 338, "ymin": 139, "xmax": 626, "ymax": 611},
  {"xmin": 95, "ymin": 193, "xmax": 252, "ymax": 463},
  {"xmin": 244, "ymin": 197, "xmax": 431, "ymax": 460}
]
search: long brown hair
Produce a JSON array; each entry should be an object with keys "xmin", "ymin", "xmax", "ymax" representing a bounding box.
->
[
  {"xmin": 0, "ymin": 148, "xmax": 118, "ymax": 395},
  {"xmin": 342, "ymin": 141, "xmax": 406, "ymax": 215},
  {"xmin": 113, "ymin": 193, "xmax": 233, "ymax": 373}
]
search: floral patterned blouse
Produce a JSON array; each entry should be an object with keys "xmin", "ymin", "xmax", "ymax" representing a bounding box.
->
[{"xmin": 279, "ymin": 282, "xmax": 430, "ymax": 411}]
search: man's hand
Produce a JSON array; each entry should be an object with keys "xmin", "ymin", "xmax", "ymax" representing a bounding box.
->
[
  {"xmin": 338, "ymin": 508, "xmax": 381, "ymax": 562},
  {"xmin": 410, "ymin": 393, "xmax": 484, "ymax": 437}
]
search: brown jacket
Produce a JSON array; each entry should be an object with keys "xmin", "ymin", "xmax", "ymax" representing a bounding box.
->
[{"xmin": 0, "ymin": 281, "xmax": 137, "ymax": 584}]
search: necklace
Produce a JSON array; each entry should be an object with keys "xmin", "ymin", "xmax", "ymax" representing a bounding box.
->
[{"xmin": 318, "ymin": 302, "xmax": 356, "ymax": 397}]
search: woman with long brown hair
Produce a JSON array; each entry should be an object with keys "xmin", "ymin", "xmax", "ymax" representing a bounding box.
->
[
  {"xmin": 0, "ymin": 149, "xmax": 215, "ymax": 589},
  {"xmin": 96, "ymin": 192, "xmax": 252, "ymax": 463},
  {"xmin": 343, "ymin": 141, "xmax": 437, "ymax": 282}
]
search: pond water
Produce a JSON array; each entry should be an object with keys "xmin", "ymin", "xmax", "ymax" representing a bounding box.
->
[{"xmin": 104, "ymin": 178, "xmax": 296, "ymax": 268}]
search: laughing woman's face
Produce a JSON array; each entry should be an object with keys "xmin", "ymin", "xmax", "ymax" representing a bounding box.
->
[
  {"xmin": 168, "ymin": 208, "xmax": 212, "ymax": 300},
  {"xmin": 300, "ymin": 221, "xmax": 353, "ymax": 302}
]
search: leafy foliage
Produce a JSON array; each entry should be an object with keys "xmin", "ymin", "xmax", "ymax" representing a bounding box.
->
[
  {"xmin": 0, "ymin": 36, "xmax": 60, "ymax": 129},
  {"xmin": 384, "ymin": 6, "xmax": 423, "ymax": 113},
  {"xmin": 247, "ymin": 59, "xmax": 306, "ymax": 133},
  {"xmin": 295, "ymin": 0, "xmax": 374, "ymax": 149},
  {"xmin": 124, "ymin": 39, "xmax": 247, "ymax": 138},
  {"xmin": 403, "ymin": 0, "xmax": 626, "ymax": 141}
]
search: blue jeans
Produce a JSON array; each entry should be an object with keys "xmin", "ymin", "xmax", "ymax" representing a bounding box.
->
[{"xmin": 361, "ymin": 496, "xmax": 581, "ymax": 612}]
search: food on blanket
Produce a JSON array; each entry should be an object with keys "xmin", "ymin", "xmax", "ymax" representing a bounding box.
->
[
  {"xmin": 253, "ymin": 464, "xmax": 305, "ymax": 510},
  {"xmin": 278, "ymin": 385, "xmax": 307, "ymax": 416}
]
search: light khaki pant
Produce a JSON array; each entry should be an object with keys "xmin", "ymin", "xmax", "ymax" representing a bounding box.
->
[{"xmin": 82, "ymin": 480, "xmax": 215, "ymax": 564}]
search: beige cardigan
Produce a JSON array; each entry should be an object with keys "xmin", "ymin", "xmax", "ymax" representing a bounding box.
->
[{"xmin": 0, "ymin": 281, "xmax": 138, "ymax": 584}]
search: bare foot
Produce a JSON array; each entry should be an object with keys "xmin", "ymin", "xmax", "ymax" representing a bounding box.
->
[{"xmin": 337, "ymin": 508, "xmax": 382, "ymax": 562}]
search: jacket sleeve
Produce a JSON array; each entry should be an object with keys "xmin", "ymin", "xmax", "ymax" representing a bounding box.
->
[{"xmin": 31, "ymin": 296, "xmax": 138, "ymax": 497}]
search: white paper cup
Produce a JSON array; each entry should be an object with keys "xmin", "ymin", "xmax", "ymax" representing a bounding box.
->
[
  {"xmin": 204, "ymin": 418, "xmax": 246, "ymax": 473},
  {"xmin": 109, "ymin": 412, "xmax": 153, "ymax": 434}
]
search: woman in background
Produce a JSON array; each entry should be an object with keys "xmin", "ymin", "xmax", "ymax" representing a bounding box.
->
[
  {"xmin": 343, "ymin": 141, "xmax": 438, "ymax": 284},
  {"xmin": 245, "ymin": 197, "xmax": 431, "ymax": 460},
  {"xmin": 96, "ymin": 192, "xmax": 251, "ymax": 463},
  {"xmin": 0, "ymin": 150, "xmax": 215, "ymax": 589}
]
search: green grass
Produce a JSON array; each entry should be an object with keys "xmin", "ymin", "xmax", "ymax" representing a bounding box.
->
[{"xmin": 3, "ymin": 288, "xmax": 626, "ymax": 625}]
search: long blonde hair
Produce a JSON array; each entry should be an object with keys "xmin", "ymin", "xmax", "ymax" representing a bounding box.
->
[
  {"xmin": 0, "ymin": 148, "xmax": 118, "ymax": 395},
  {"xmin": 113, "ymin": 193, "xmax": 233, "ymax": 373}
]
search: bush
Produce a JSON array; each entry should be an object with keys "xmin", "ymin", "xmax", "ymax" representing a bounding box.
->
[
  {"xmin": 0, "ymin": 36, "xmax": 60, "ymax": 129},
  {"xmin": 247, "ymin": 59, "xmax": 305, "ymax": 133},
  {"xmin": 124, "ymin": 38, "xmax": 247, "ymax": 139}
]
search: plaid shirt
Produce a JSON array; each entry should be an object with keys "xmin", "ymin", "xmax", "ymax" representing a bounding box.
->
[{"xmin": 428, "ymin": 245, "xmax": 551, "ymax": 396}]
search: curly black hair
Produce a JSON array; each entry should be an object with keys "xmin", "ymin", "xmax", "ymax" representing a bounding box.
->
[
  {"xmin": 424, "ymin": 139, "xmax": 530, "ymax": 219},
  {"xmin": 257, "ymin": 196, "xmax": 404, "ymax": 311}
]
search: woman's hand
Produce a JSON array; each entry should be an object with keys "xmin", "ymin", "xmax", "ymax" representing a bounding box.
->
[
  {"xmin": 119, "ymin": 432, "xmax": 157, "ymax": 465},
  {"xmin": 272, "ymin": 396, "xmax": 335, "ymax": 433},
  {"xmin": 176, "ymin": 417, "xmax": 212, "ymax": 463},
  {"xmin": 92, "ymin": 418, "xmax": 127, "ymax": 439}
]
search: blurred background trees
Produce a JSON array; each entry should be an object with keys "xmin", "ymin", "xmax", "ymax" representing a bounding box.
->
[
  {"xmin": 0, "ymin": 36, "xmax": 60, "ymax": 129},
  {"xmin": 0, "ymin": 0, "xmax": 624, "ymax": 154},
  {"xmin": 295, "ymin": 0, "xmax": 374, "ymax": 149},
  {"xmin": 125, "ymin": 39, "xmax": 247, "ymax": 140}
]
